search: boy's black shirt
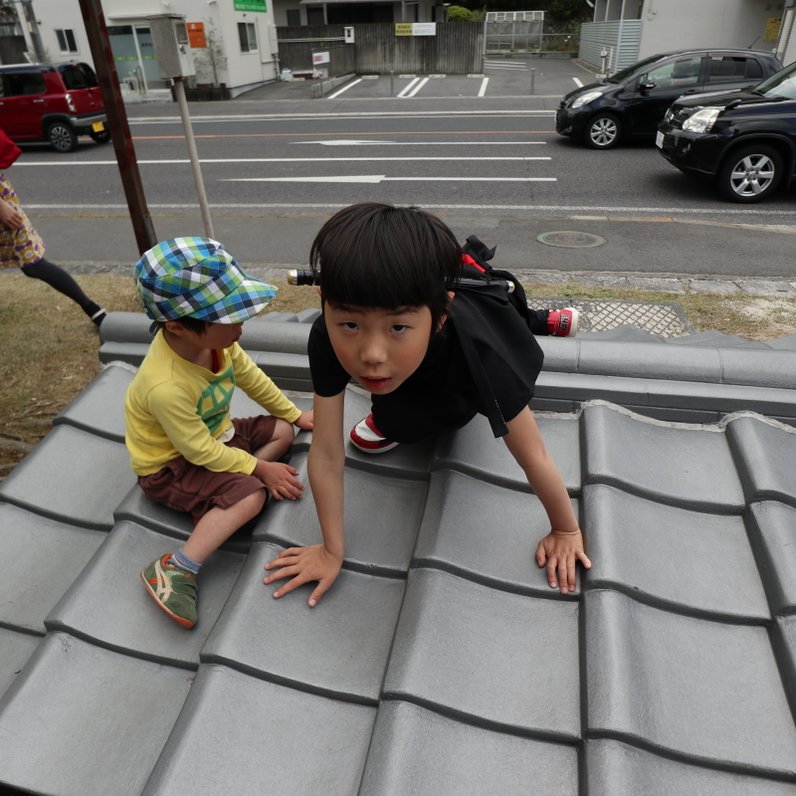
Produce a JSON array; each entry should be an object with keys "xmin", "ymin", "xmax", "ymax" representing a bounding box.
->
[{"xmin": 308, "ymin": 283, "xmax": 544, "ymax": 441}]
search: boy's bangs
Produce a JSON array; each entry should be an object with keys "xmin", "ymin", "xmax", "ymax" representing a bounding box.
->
[{"xmin": 322, "ymin": 249, "xmax": 443, "ymax": 311}]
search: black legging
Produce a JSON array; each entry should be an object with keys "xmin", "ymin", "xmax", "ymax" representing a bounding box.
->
[{"xmin": 21, "ymin": 257, "xmax": 102, "ymax": 318}]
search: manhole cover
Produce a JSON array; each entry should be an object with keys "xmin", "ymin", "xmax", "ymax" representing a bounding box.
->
[{"xmin": 537, "ymin": 231, "xmax": 606, "ymax": 248}]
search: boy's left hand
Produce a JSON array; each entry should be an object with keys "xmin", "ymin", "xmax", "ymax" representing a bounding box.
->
[
  {"xmin": 535, "ymin": 529, "xmax": 591, "ymax": 595},
  {"xmin": 255, "ymin": 460, "xmax": 304, "ymax": 501},
  {"xmin": 294, "ymin": 410, "xmax": 314, "ymax": 430}
]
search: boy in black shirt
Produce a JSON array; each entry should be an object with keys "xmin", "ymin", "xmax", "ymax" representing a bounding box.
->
[{"xmin": 264, "ymin": 203, "xmax": 590, "ymax": 605}]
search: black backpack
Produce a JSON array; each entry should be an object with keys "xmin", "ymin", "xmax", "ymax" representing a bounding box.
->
[
  {"xmin": 460, "ymin": 234, "xmax": 537, "ymax": 333},
  {"xmin": 453, "ymin": 235, "xmax": 544, "ymax": 438}
]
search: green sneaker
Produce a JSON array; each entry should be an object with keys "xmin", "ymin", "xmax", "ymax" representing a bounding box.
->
[{"xmin": 140, "ymin": 554, "xmax": 198, "ymax": 629}]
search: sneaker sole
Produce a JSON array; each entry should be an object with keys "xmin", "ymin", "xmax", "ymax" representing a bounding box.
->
[
  {"xmin": 140, "ymin": 569, "xmax": 196, "ymax": 629},
  {"xmin": 349, "ymin": 436, "xmax": 400, "ymax": 454}
]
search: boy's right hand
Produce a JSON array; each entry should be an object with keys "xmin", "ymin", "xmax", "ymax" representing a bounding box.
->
[
  {"xmin": 264, "ymin": 544, "xmax": 343, "ymax": 607},
  {"xmin": 254, "ymin": 460, "xmax": 304, "ymax": 501}
]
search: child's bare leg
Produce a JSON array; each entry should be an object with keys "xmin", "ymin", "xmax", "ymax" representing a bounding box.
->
[
  {"xmin": 253, "ymin": 418, "xmax": 295, "ymax": 462},
  {"xmin": 182, "ymin": 489, "xmax": 266, "ymax": 563}
]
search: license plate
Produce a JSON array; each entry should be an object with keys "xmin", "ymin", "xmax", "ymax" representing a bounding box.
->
[
  {"xmin": 655, "ymin": 130, "xmax": 664, "ymax": 149},
  {"xmin": 92, "ymin": 121, "xmax": 105, "ymax": 133}
]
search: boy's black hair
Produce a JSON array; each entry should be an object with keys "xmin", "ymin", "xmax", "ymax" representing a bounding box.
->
[
  {"xmin": 156, "ymin": 316, "xmax": 210, "ymax": 334},
  {"xmin": 310, "ymin": 203, "xmax": 462, "ymax": 330}
]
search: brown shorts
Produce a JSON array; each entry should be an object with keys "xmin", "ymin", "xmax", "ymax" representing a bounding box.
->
[{"xmin": 138, "ymin": 415, "xmax": 279, "ymax": 518}]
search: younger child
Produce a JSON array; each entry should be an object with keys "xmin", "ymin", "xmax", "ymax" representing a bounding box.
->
[
  {"xmin": 264, "ymin": 203, "xmax": 590, "ymax": 607},
  {"xmin": 126, "ymin": 237, "xmax": 313, "ymax": 629}
]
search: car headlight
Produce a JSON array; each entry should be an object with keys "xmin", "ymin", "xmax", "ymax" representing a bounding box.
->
[
  {"xmin": 571, "ymin": 90, "xmax": 603, "ymax": 109},
  {"xmin": 682, "ymin": 107, "xmax": 721, "ymax": 133}
]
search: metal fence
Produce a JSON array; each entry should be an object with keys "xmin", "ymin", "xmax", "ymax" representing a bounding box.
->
[
  {"xmin": 578, "ymin": 20, "xmax": 642, "ymax": 73},
  {"xmin": 276, "ymin": 22, "xmax": 483, "ymax": 76}
]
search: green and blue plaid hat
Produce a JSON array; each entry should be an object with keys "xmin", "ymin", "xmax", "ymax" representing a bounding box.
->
[{"xmin": 135, "ymin": 237, "xmax": 277, "ymax": 324}]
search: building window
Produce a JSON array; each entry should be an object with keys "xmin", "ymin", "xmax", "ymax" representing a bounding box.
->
[
  {"xmin": 238, "ymin": 22, "xmax": 257, "ymax": 53},
  {"xmin": 56, "ymin": 29, "xmax": 78, "ymax": 54},
  {"xmin": 286, "ymin": 9, "xmax": 301, "ymax": 26}
]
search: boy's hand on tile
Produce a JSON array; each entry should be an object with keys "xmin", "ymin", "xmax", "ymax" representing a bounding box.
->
[
  {"xmin": 294, "ymin": 410, "xmax": 314, "ymax": 430},
  {"xmin": 264, "ymin": 544, "xmax": 343, "ymax": 607},
  {"xmin": 255, "ymin": 460, "xmax": 304, "ymax": 501},
  {"xmin": 535, "ymin": 529, "xmax": 591, "ymax": 595}
]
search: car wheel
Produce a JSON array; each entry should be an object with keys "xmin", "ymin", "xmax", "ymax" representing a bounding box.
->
[
  {"xmin": 89, "ymin": 129, "xmax": 111, "ymax": 144},
  {"xmin": 47, "ymin": 122, "xmax": 78, "ymax": 153},
  {"xmin": 717, "ymin": 144, "xmax": 783, "ymax": 203},
  {"xmin": 585, "ymin": 114, "xmax": 622, "ymax": 149}
]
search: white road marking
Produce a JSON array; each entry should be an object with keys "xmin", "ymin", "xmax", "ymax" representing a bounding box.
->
[
  {"xmin": 293, "ymin": 140, "xmax": 547, "ymax": 146},
  {"xmin": 23, "ymin": 202, "xmax": 795, "ymax": 219},
  {"xmin": 477, "ymin": 77, "xmax": 489, "ymax": 97},
  {"xmin": 399, "ymin": 77, "xmax": 429, "ymax": 98},
  {"xmin": 127, "ymin": 109, "xmax": 555, "ymax": 123},
  {"xmin": 14, "ymin": 155, "xmax": 551, "ymax": 166},
  {"xmin": 326, "ymin": 78, "xmax": 362, "ymax": 99},
  {"xmin": 220, "ymin": 176, "xmax": 557, "ymax": 183},
  {"xmin": 572, "ymin": 77, "xmax": 583, "ymax": 87}
]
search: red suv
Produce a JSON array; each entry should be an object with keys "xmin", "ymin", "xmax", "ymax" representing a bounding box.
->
[{"xmin": 0, "ymin": 62, "xmax": 109, "ymax": 153}]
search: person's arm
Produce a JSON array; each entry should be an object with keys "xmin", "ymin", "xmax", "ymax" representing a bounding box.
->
[
  {"xmin": 263, "ymin": 391, "xmax": 345, "ymax": 606},
  {"xmin": 503, "ymin": 406, "xmax": 591, "ymax": 594},
  {"xmin": 231, "ymin": 344, "xmax": 303, "ymax": 423}
]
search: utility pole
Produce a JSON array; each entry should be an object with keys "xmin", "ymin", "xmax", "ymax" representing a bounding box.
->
[{"xmin": 77, "ymin": 0, "xmax": 157, "ymax": 255}]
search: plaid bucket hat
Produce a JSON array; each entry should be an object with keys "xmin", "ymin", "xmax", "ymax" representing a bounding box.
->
[{"xmin": 135, "ymin": 237, "xmax": 277, "ymax": 324}]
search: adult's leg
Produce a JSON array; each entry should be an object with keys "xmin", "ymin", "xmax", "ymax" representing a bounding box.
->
[
  {"xmin": 527, "ymin": 309, "xmax": 550, "ymax": 336},
  {"xmin": 21, "ymin": 257, "xmax": 106, "ymax": 324}
]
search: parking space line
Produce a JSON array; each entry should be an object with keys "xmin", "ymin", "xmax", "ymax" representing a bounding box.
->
[
  {"xmin": 572, "ymin": 77, "xmax": 583, "ymax": 87},
  {"xmin": 477, "ymin": 77, "xmax": 489, "ymax": 97},
  {"xmin": 398, "ymin": 77, "xmax": 429, "ymax": 98},
  {"xmin": 326, "ymin": 79, "xmax": 362, "ymax": 99}
]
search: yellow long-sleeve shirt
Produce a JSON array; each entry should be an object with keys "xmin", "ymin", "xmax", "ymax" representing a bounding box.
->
[{"xmin": 125, "ymin": 330, "xmax": 301, "ymax": 476}]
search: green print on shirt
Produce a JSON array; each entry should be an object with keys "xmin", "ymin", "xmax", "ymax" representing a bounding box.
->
[{"xmin": 196, "ymin": 365, "xmax": 236, "ymax": 435}]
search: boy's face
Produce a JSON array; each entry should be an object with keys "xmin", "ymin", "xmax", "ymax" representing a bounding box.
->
[
  {"xmin": 165, "ymin": 319, "xmax": 243, "ymax": 350},
  {"xmin": 324, "ymin": 302, "xmax": 435, "ymax": 395}
]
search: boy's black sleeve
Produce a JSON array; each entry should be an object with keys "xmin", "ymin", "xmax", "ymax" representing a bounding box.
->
[{"xmin": 308, "ymin": 314, "xmax": 351, "ymax": 396}]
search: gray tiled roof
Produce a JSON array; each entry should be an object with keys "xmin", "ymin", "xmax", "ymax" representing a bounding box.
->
[{"xmin": 0, "ymin": 312, "xmax": 795, "ymax": 795}]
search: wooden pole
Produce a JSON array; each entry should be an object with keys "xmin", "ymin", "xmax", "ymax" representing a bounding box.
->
[{"xmin": 77, "ymin": 0, "xmax": 157, "ymax": 254}]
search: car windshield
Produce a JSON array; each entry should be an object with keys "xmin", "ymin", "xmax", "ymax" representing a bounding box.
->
[
  {"xmin": 606, "ymin": 53, "xmax": 670, "ymax": 84},
  {"xmin": 755, "ymin": 61, "xmax": 796, "ymax": 100}
]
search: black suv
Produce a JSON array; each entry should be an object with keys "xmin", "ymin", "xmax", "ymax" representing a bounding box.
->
[
  {"xmin": 556, "ymin": 49, "xmax": 782, "ymax": 150},
  {"xmin": 657, "ymin": 60, "xmax": 796, "ymax": 202}
]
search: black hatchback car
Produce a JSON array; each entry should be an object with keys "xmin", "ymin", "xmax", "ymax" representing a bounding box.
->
[
  {"xmin": 656, "ymin": 59, "xmax": 796, "ymax": 203},
  {"xmin": 556, "ymin": 49, "xmax": 782, "ymax": 150}
]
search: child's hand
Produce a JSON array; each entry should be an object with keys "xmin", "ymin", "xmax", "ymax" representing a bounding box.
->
[
  {"xmin": 0, "ymin": 200, "xmax": 23, "ymax": 230},
  {"xmin": 264, "ymin": 544, "xmax": 343, "ymax": 607},
  {"xmin": 535, "ymin": 529, "xmax": 591, "ymax": 595},
  {"xmin": 294, "ymin": 410, "xmax": 314, "ymax": 431},
  {"xmin": 255, "ymin": 460, "xmax": 304, "ymax": 501}
]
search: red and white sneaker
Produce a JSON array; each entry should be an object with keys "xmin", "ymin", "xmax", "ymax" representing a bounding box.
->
[
  {"xmin": 546, "ymin": 308, "xmax": 579, "ymax": 337},
  {"xmin": 349, "ymin": 414, "xmax": 399, "ymax": 454}
]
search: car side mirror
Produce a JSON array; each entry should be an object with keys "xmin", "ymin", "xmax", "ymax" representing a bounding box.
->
[{"xmin": 639, "ymin": 80, "xmax": 656, "ymax": 93}]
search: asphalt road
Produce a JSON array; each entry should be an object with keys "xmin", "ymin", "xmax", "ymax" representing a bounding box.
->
[{"xmin": 7, "ymin": 57, "xmax": 796, "ymax": 280}]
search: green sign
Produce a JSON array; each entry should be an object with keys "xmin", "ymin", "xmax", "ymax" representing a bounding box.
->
[{"xmin": 234, "ymin": 0, "xmax": 267, "ymax": 11}]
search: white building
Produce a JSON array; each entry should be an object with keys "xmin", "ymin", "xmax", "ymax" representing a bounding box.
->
[
  {"xmin": 22, "ymin": 0, "xmax": 280, "ymax": 98},
  {"xmin": 582, "ymin": 0, "xmax": 796, "ymax": 72}
]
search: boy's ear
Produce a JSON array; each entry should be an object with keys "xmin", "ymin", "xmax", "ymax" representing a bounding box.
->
[
  {"xmin": 436, "ymin": 291, "xmax": 456, "ymax": 332},
  {"xmin": 163, "ymin": 319, "xmax": 186, "ymax": 336}
]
